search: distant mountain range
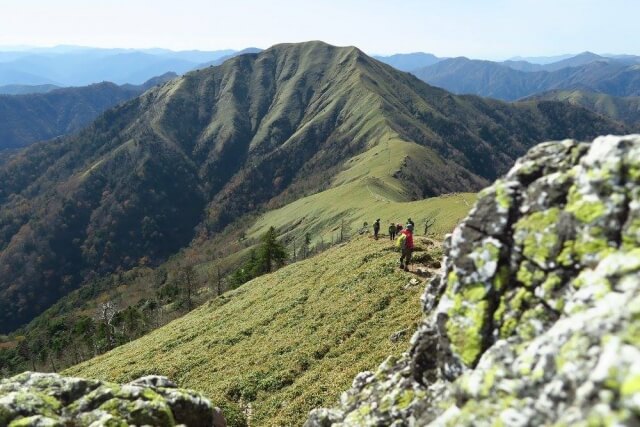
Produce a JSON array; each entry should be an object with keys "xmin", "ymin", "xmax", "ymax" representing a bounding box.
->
[
  {"xmin": 0, "ymin": 47, "xmax": 234, "ymax": 87},
  {"xmin": 0, "ymin": 72, "xmax": 177, "ymax": 150},
  {"xmin": 411, "ymin": 57, "xmax": 640, "ymax": 102},
  {"xmin": 196, "ymin": 48, "xmax": 263, "ymax": 68},
  {"xmin": 3, "ymin": 45, "xmax": 640, "ymax": 104},
  {"xmin": 0, "ymin": 84, "xmax": 59, "ymax": 95},
  {"xmin": 0, "ymin": 41, "xmax": 626, "ymax": 332},
  {"xmin": 373, "ymin": 52, "xmax": 442, "ymax": 71}
]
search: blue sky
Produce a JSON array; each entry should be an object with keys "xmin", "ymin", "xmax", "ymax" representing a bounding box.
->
[{"xmin": 0, "ymin": 0, "xmax": 637, "ymax": 59}]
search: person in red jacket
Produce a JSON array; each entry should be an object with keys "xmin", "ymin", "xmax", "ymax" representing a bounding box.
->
[{"xmin": 399, "ymin": 223, "xmax": 414, "ymax": 271}]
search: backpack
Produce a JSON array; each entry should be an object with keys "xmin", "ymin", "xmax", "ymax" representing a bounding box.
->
[{"xmin": 396, "ymin": 233, "xmax": 407, "ymax": 249}]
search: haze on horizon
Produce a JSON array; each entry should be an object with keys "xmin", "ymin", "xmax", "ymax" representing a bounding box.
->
[{"xmin": 0, "ymin": 0, "xmax": 638, "ymax": 60}]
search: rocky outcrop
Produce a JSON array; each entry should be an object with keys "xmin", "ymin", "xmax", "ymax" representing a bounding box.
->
[
  {"xmin": 306, "ymin": 134, "xmax": 640, "ymax": 426},
  {"xmin": 0, "ymin": 372, "xmax": 226, "ymax": 427}
]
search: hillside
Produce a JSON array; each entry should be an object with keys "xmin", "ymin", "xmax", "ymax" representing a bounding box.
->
[
  {"xmin": 413, "ymin": 57, "xmax": 640, "ymax": 100},
  {"xmin": 65, "ymin": 236, "xmax": 440, "ymax": 425},
  {"xmin": 526, "ymin": 89, "xmax": 640, "ymax": 128},
  {"xmin": 0, "ymin": 73, "xmax": 177, "ymax": 150},
  {"xmin": 0, "ymin": 40, "xmax": 626, "ymax": 333},
  {"xmin": 0, "ymin": 192, "xmax": 473, "ymax": 380}
]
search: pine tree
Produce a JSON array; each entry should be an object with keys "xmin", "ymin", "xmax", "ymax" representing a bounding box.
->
[{"xmin": 258, "ymin": 227, "xmax": 288, "ymax": 273}]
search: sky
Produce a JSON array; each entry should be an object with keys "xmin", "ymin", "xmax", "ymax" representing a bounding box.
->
[{"xmin": 0, "ymin": 0, "xmax": 638, "ymax": 59}]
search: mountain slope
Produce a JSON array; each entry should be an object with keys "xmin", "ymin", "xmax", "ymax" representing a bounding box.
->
[
  {"xmin": 0, "ymin": 73, "xmax": 177, "ymax": 150},
  {"xmin": 527, "ymin": 89, "xmax": 640, "ymax": 128},
  {"xmin": 0, "ymin": 83, "xmax": 137, "ymax": 150},
  {"xmin": 65, "ymin": 236, "xmax": 439, "ymax": 426},
  {"xmin": 413, "ymin": 57, "xmax": 640, "ymax": 100},
  {"xmin": 0, "ymin": 41, "xmax": 626, "ymax": 332}
]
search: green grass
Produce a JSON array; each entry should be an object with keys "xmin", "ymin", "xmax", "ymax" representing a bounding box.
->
[
  {"xmin": 250, "ymin": 138, "xmax": 476, "ymax": 246},
  {"xmin": 65, "ymin": 236, "xmax": 448, "ymax": 426}
]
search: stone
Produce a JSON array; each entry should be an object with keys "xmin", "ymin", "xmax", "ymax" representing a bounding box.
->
[
  {"xmin": 390, "ymin": 329, "xmax": 408, "ymax": 343},
  {"xmin": 0, "ymin": 372, "xmax": 222, "ymax": 427},
  {"xmin": 306, "ymin": 135, "xmax": 640, "ymax": 426}
]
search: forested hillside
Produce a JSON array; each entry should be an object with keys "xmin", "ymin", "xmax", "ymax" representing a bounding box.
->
[{"xmin": 0, "ymin": 73, "xmax": 176, "ymax": 150}]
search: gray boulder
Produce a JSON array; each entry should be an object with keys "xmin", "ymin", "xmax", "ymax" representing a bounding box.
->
[
  {"xmin": 0, "ymin": 371, "xmax": 226, "ymax": 426},
  {"xmin": 306, "ymin": 134, "xmax": 640, "ymax": 426}
]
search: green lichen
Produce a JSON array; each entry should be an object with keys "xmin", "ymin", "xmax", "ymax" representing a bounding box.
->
[
  {"xmin": 494, "ymin": 181, "xmax": 512, "ymax": 211},
  {"xmin": 622, "ymin": 218, "xmax": 640, "ymax": 249},
  {"xmin": 516, "ymin": 262, "xmax": 545, "ymax": 288},
  {"xmin": 480, "ymin": 367, "xmax": 498, "ymax": 397},
  {"xmin": 395, "ymin": 389, "xmax": 415, "ymax": 410},
  {"xmin": 378, "ymin": 394, "xmax": 393, "ymax": 413},
  {"xmin": 620, "ymin": 374, "xmax": 640, "ymax": 397},
  {"xmin": 567, "ymin": 197, "xmax": 606, "ymax": 224},
  {"xmin": 9, "ymin": 415, "xmax": 63, "ymax": 427},
  {"xmin": 494, "ymin": 265, "xmax": 510, "ymax": 292},
  {"xmin": 542, "ymin": 274, "xmax": 562, "ymax": 293},
  {"xmin": 556, "ymin": 333, "xmax": 590, "ymax": 371},
  {"xmin": 447, "ymin": 289, "xmax": 489, "ymax": 366},
  {"xmin": 515, "ymin": 208, "xmax": 560, "ymax": 267},
  {"xmin": 558, "ymin": 240, "xmax": 576, "ymax": 267},
  {"xmin": 500, "ymin": 316, "xmax": 518, "ymax": 338},
  {"xmin": 344, "ymin": 403, "xmax": 372, "ymax": 424}
]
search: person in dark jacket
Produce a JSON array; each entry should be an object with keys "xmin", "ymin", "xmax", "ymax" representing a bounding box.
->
[
  {"xmin": 399, "ymin": 223, "xmax": 414, "ymax": 271},
  {"xmin": 373, "ymin": 219, "xmax": 381, "ymax": 239},
  {"xmin": 407, "ymin": 218, "xmax": 415, "ymax": 228},
  {"xmin": 389, "ymin": 222, "xmax": 396, "ymax": 240}
]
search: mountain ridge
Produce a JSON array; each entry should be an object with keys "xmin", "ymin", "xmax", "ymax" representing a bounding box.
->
[
  {"xmin": 0, "ymin": 41, "xmax": 627, "ymax": 332},
  {"xmin": 412, "ymin": 57, "xmax": 640, "ymax": 101}
]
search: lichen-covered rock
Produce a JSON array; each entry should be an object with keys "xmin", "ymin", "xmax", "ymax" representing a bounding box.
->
[
  {"xmin": 306, "ymin": 134, "xmax": 640, "ymax": 426},
  {"xmin": 0, "ymin": 372, "xmax": 226, "ymax": 427}
]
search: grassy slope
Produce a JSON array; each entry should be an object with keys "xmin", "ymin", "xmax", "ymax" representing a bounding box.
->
[
  {"xmin": 65, "ymin": 234, "xmax": 447, "ymax": 426},
  {"xmin": 250, "ymin": 137, "xmax": 475, "ymax": 245},
  {"xmin": 250, "ymin": 146, "xmax": 474, "ymax": 245}
]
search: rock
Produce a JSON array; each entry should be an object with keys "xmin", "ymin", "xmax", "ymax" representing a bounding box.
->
[
  {"xmin": 305, "ymin": 135, "xmax": 640, "ymax": 426},
  {"xmin": 0, "ymin": 372, "xmax": 222, "ymax": 426},
  {"xmin": 129, "ymin": 375, "xmax": 177, "ymax": 389},
  {"xmin": 414, "ymin": 267, "xmax": 432, "ymax": 278},
  {"xmin": 390, "ymin": 329, "xmax": 408, "ymax": 343},
  {"xmin": 409, "ymin": 278, "xmax": 420, "ymax": 286}
]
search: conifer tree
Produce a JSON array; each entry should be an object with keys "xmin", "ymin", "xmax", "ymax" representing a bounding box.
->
[{"xmin": 259, "ymin": 226, "xmax": 287, "ymax": 273}]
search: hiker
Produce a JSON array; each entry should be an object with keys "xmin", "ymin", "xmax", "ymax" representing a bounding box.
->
[
  {"xmin": 389, "ymin": 222, "xmax": 396, "ymax": 240},
  {"xmin": 396, "ymin": 223, "xmax": 403, "ymax": 234},
  {"xmin": 407, "ymin": 217, "xmax": 415, "ymax": 228},
  {"xmin": 398, "ymin": 223, "xmax": 414, "ymax": 271},
  {"xmin": 373, "ymin": 218, "xmax": 381, "ymax": 239}
]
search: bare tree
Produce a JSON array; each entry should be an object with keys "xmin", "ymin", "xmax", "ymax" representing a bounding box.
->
[
  {"xmin": 423, "ymin": 217, "xmax": 436, "ymax": 235},
  {"xmin": 97, "ymin": 300, "xmax": 118, "ymax": 349},
  {"xmin": 423, "ymin": 209, "xmax": 441, "ymax": 236},
  {"xmin": 209, "ymin": 264, "xmax": 223, "ymax": 297}
]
